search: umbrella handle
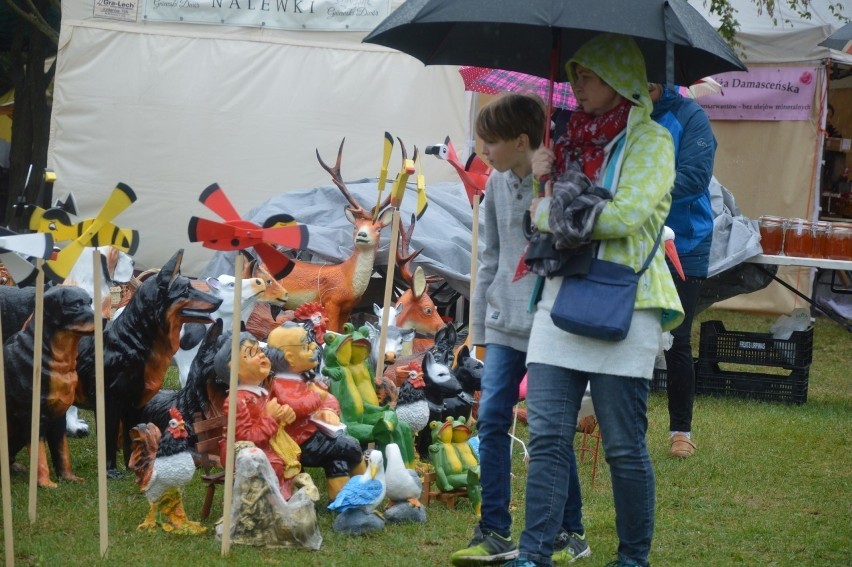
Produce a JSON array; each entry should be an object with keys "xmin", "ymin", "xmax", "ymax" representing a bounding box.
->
[{"xmin": 544, "ymin": 31, "xmax": 560, "ymax": 148}]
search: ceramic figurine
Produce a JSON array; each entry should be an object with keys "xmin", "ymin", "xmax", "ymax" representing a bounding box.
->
[
  {"xmin": 321, "ymin": 329, "xmax": 415, "ymax": 466},
  {"xmin": 3, "ymin": 285, "xmax": 95, "ymax": 487},
  {"xmin": 391, "ymin": 365, "xmax": 430, "ymax": 440},
  {"xmin": 216, "ymin": 333, "xmax": 302, "ymax": 499},
  {"xmin": 428, "ymin": 416, "xmax": 482, "ymax": 516},
  {"xmin": 74, "ymin": 249, "xmax": 222, "ymax": 477},
  {"xmin": 327, "ymin": 449, "xmax": 386, "ymax": 535},
  {"xmin": 292, "ymin": 301, "xmax": 329, "ymax": 345},
  {"xmin": 265, "ymin": 322, "xmax": 364, "ymax": 502},
  {"xmin": 128, "ymin": 408, "xmax": 207, "ymax": 534},
  {"xmin": 383, "ymin": 442, "xmax": 426, "ymax": 524},
  {"xmin": 273, "ymin": 140, "xmax": 396, "ymax": 332}
]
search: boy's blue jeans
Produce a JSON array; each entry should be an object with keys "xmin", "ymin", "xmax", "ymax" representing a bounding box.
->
[
  {"xmin": 476, "ymin": 345, "xmax": 584, "ymax": 539},
  {"xmin": 519, "ymin": 364, "xmax": 654, "ymax": 567}
]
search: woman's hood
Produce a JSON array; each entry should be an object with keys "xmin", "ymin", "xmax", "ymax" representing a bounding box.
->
[{"xmin": 566, "ymin": 33, "xmax": 652, "ymax": 118}]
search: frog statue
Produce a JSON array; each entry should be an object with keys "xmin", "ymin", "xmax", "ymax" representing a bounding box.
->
[
  {"xmin": 428, "ymin": 416, "xmax": 482, "ymax": 516},
  {"xmin": 321, "ymin": 327, "xmax": 415, "ymax": 466}
]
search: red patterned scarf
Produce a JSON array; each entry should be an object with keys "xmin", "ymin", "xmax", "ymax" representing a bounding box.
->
[{"xmin": 555, "ymin": 99, "xmax": 632, "ymax": 181}]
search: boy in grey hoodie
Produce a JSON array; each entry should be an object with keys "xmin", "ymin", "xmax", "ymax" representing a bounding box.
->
[{"xmin": 451, "ymin": 94, "xmax": 589, "ymax": 566}]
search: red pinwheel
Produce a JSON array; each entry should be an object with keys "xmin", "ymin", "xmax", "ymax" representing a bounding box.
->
[{"xmin": 187, "ymin": 183, "xmax": 309, "ymax": 279}]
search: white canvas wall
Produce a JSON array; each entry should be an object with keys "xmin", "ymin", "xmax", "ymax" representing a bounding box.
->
[{"xmin": 49, "ymin": 1, "xmax": 469, "ymax": 275}]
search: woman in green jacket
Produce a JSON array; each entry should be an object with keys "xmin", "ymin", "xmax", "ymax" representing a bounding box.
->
[{"xmin": 512, "ymin": 34, "xmax": 684, "ymax": 567}]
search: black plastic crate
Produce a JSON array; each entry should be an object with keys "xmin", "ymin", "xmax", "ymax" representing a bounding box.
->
[
  {"xmin": 694, "ymin": 320, "xmax": 812, "ymax": 405},
  {"xmin": 650, "ymin": 360, "xmax": 700, "ymax": 393},
  {"xmin": 697, "ymin": 320, "xmax": 813, "ymax": 370},
  {"xmin": 651, "ymin": 368, "xmax": 667, "ymax": 392},
  {"xmin": 695, "ymin": 364, "xmax": 809, "ymax": 405}
]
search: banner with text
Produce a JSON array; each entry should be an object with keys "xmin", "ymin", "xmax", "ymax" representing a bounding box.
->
[
  {"xmin": 697, "ymin": 67, "xmax": 818, "ymax": 121},
  {"xmin": 137, "ymin": 0, "xmax": 391, "ymax": 31}
]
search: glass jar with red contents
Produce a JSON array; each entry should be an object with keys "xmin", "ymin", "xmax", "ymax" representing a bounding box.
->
[
  {"xmin": 784, "ymin": 218, "xmax": 814, "ymax": 258},
  {"xmin": 812, "ymin": 221, "xmax": 831, "ymax": 258},
  {"xmin": 826, "ymin": 223, "xmax": 852, "ymax": 261},
  {"xmin": 758, "ymin": 215, "xmax": 786, "ymax": 255}
]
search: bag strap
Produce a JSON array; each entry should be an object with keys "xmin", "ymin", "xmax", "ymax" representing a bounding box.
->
[{"xmin": 638, "ymin": 227, "xmax": 664, "ymax": 276}]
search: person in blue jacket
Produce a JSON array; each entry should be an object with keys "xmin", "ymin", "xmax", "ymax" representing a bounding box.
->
[{"xmin": 649, "ymin": 82, "xmax": 717, "ymax": 458}]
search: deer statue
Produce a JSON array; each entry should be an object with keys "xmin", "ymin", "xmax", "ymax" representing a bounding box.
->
[
  {"xmin": 271, "ymin": 138, "xmax": 422, "ymax": 332},
  {"xmin": 391, "ymin": 215, "xmax": 446, "ymax": 353}
]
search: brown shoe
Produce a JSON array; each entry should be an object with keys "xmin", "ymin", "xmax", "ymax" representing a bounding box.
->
[{"xmin": 669, "ymin": 433, "xmax": 696, "ymax": 458}]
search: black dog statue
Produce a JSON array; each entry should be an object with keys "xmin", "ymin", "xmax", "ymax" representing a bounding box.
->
[{"xmin": 75, "ymin": 249, "xmax": 222, "ymax": 477}]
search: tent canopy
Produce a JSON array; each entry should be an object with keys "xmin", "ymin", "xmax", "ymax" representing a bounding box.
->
[{"xmin": 692, "ymin": 0, "xmax": 851, "ymax": 65}]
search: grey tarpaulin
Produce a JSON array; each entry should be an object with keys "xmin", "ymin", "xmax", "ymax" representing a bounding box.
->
[{"xmin": 201, "ymin": 180, "xmax": 483, "ymax": 299}]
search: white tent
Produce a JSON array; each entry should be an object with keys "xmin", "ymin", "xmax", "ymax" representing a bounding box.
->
[
  {"xmin": 49, "ymin": 0, "xmax": 849, "ymax": 315},
  {"xmin": 48, "ymin": 1, "xmax": 470, "ymax": 275},
  {"xmin": 694, "ymin": 1, "xmax": 852, "ymax": 66},
  {"xmin": 688, "ymin": 0, "xmax": 850, "ymax": 315}
]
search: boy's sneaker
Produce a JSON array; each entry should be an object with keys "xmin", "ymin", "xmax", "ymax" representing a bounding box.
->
[
  {"xmin": 552, "ymin": 530, "xmax": 591, "ymax": 564},
  {"xmin": 451, "ymin": 528, "xmax": 519, "ymax": 566}
]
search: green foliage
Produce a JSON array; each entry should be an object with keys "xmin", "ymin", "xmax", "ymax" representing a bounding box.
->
[
  {"xmin": 0, "ymin": 308, "xmax": 849, "ymax": 565},
  {"xmin": 704, "ymin": 0, "xmax": 849, "ymax": 44}
]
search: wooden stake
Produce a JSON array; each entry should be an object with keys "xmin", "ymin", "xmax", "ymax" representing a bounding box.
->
[
  {"xmin": 0, "ymin": 306, "xmax": 15, "ymax": 566},
  {"xmin": 468, "ymin": 194, "xmax": 481, "ymax": 346},
  {"xmin": 93, "ymin": 249, "xmax": 109, "ymax": 557},
  {"xmin": 27, "ymin": 260, "xmax": 45, "ymax": 523},
  {"xmin": 221, "ymin": 253, "xmax": 245, "ymax": 556},
  {"xmin": 375, "ymin": 209, "xmax": 401, "ymax": 381}
]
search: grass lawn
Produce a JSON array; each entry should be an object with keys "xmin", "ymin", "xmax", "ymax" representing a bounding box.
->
[{"xmin": 1, "ymin": 308, "xmax": 849, "ymax": 566}]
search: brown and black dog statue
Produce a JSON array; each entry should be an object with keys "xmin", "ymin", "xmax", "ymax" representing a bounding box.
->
[{"xmin": 3, "ymin": 285, "xmax": 96, "ymax": 487}]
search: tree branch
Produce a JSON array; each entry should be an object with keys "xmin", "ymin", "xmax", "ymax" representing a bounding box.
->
[{"xmin": 3, "ymin": 0, "xmax": 60, "ymax": 47}]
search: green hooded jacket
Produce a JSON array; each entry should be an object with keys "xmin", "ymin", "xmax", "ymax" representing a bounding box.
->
[{"xmin": 565, "ymin": 33, "xmax": 684, "ymax": 331}]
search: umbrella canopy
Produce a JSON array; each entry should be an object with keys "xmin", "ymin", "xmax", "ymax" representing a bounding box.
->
[
  {"xmin": 819, "ymin": 22, "xmax": 852, "ymax": 55},
  {"xmin": 363, "ymin": 0, "xmax": 746, "ymax": 86},
  {"xmin": 459, "ymin": 66, "xmax": 579, "ymax": 110}
]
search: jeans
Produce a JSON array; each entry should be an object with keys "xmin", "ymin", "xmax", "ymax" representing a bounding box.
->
[
  {"xmin": 519, "ymin": 364, "xmax": 654, "ymax": 567},
  {"xmin": 477, "ymin": 345, "xmax": 584, "ymax": 539},
  {"xmin": 665, "ymin": 275, "xmax": 704, "ymax": 432}
]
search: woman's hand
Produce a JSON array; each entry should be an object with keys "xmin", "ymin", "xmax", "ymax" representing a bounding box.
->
[{"xmin": 532, "ymin": 143, "xmax": 555, "ymax": 180}]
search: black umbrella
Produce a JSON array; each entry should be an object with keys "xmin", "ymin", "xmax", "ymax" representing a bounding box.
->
[
  {"xmin": 364, "ymin": 0, "xmax": 745, "ymax": 90},
  {"xmin": 818, "ymin": 22, "xmax": 852, "ymax": 55}
]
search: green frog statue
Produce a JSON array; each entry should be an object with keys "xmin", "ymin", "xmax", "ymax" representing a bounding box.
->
[
  {"xmin": 321, "ymin": 327, "xmax": 415, "ymax": 466},
  {"xmin": 428, "ymin": 416, "xmax": 482, "ymax": 516}
]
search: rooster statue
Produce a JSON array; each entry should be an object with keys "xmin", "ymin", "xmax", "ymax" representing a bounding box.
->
[{"xmin": 128, "ymin": 407, "xmax": 207, "ymax": 534}]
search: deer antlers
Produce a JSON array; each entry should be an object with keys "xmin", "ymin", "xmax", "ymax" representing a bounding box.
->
[
  {"xmin": 316, "ymin": 138, "xmax": 374, "ymax": 221},
  {"xmin": 396, "ymin": 213, "xmax": 442, "ymax": 287}
]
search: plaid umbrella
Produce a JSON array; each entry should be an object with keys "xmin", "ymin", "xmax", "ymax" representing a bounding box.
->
[
  {"xmin": 459, "ymin": 66, "xmax": 579, "ymax": 110},
  {"xmin": 678, "ymin": 77, "xmax": 724, "ymax": 99}
]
